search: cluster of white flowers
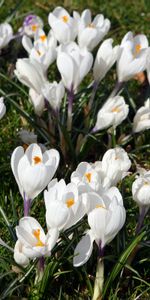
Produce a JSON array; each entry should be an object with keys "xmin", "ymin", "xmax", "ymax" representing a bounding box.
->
[
  {"xmin": 11, "ymin": 141, "xmax": 150, "ymax": 267},
  {"xmin": 0, "ymin": 6, "xmax": 146, "ymax": 133},
  {"xmin": 11, "ymin": 144, "xmax": 131, "ymax": 266},
  {"xmin": 0, "ymin": 7, "xmax": 150, "ymax": 296}
]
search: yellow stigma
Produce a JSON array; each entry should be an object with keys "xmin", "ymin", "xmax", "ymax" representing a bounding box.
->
[
  {"xmin": 85, "ymin": 172, "xmax": 92, "ymax": 183},
  {"xmin": 62, "ymin": 15, "xmax": 69, "ymax": 23},
  {"xmin": 40, "ymin": 35, "xmax": 46, "ymax": 42},
  {"xmin": 31, "ymin": 24, "xmax": 38, "ymax": 32},
  {"xmin": 111, "ymin": 106, "xmax": 121, "ymax": 113},
  {"xmin": 33, "ymin": 156, "xmax": 42, "ymax": 164},
  {"xmin": 96, "ymin": 204, "xmax": 105, "ymax": 209},
  {"xmin": 66, "ymin": 198, "xmax": 75, "ymax": 208},
  {"xmin": 134, "ymin": 43, "xmax": 141, "ymax": 55},
  {"xmin": 33, "ymin": 229, "xmax": 45, "ymax": 247}
]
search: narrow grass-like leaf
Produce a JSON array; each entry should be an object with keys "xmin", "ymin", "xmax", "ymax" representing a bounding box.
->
[
  {"xmin": 103, "ymin": 230, "xmax": 146, "ymax": 297},
  {"xmin": 0, "ymin": 206, "xmax": 16, "ymax": 241}
]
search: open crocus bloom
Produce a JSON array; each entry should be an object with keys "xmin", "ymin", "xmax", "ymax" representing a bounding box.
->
[
  {"xmin": 133, "ymin": 99, "xmax": 150, "ymax": 133},
  {"xmin": 0, "ymin": 97, "xmax": 6, "ymax": 119},
  {"xmin": 73, "ymin": 187, "xmax": 126, "ymax": 267},
  {"xmin": 41, "ymin": 80, "xmax": 65, "ymax": 111},
  {"xmin": 22, "ymin": 29, "xmax": 57, "ymax": 72},
  {"xmin": 57, "ymin": 42, "xmax": 93, "ymax": 92},
  {"xmin": 11, "ymin": 143, "xmax": 60, "ymax": 200},
  {"xmin": 22, "ymin": 14, "xmax": 43, "ymax": 37},
  {"xmin": 44, "ymin": 179, "xmax": 86, "ymax": 231},
  {"xmin": 48, "ymin": 6, "xmax": 78, "ymax": 44},
  {"xmin": 94, "ymin": 96, "xmax": 129, "ymax": 131},
  {"xmin": 73, "ymin": 9, "xmax": 110, "ymax": 51},
  {"xmin": 132, "ymin": 170, "xmax": 150, "ymax": 209},
  {"xmin": 93, "ymin": 147, "xmax": 131, "ymax": 189},
  {"xmin": 14, "ymin": 217, "xmax": 59, "ymax": 266},
  {"xmin": 117, "ymin": 32, "xmax": 148, "ymax": 82},
  {"xmin": 0, "ymin": 23, "xmax": 13, "ymax": 50},
  {"xmin": 14, "ymin": 58, "xmax": 46, "ymax": 94},
  {"xmin": 71, "ymin": 162, "xmax": 103, "ymax": 194},
  {"xmin": 93, "ymin": 38, "xmax": 121, "ymax": 82}
]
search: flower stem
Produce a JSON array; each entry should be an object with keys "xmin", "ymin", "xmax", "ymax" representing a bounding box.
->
[
  {"xmin": 92, "ymin": 257, "xmax": 104, "ymax": 300},
  {"xmin": 35, "ymin": 256, "xmax": 45, "ymax": 284},
  {"xmin": 23, "ymin": 193, "xmax": 31, "ymax": 216},
  {"xmin": 109, "ymin": 81, "xmax": 125, "ymax": 98},
  {"xmin": 135, "ymin": 206, "xmax": 147, "ymax": 235},
  {"xmin": 67, "ymin": 88, "xmax": 74, "ymax": 132}
]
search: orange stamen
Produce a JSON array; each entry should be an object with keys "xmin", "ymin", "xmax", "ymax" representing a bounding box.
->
[
  {"xmin": 31, "ymin": 24, "xmax": 38, "ymax": 32},
  {"xmin": 62, "ymin": 15, "xmax": 69, "ymax": 23},
  {"xmin": 66, "ymin": 198, "xmax": 75, "ymax": 208},
  {"xmin": 33, "ymin": 229, "xmax": 45, "ymax": 247},
  {"xmin": 33, "ymin": 156, "xmax": 42, "ymax": 164},
  {"xmin": 135, "ymin": 44, "xmax": 141, "ymax": 55},
  {"xmin": 85, "ymin": 172, "xmax": 92, "ymax": 183},
  {"xmin": 96, "ymin": 204, "xmax": 106, "ymax": 209},
  {"xmin": 111, "ymin": 106, "xmax": 121, "ymax": 113},
  {"xmin": 40, "ymin": 35, "xmax": 46, "ymax": 42}
]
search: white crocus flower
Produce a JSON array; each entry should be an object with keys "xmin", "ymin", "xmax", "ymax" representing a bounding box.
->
[
  {"xmin": 48, "ymin": 7, "xmax": 78, "ymax": 44},
  {"xmin": 41, "ymin": 81, "xmax": 65, "ymax": 111},
  {"xmin": 11, "ymin": 143, "xmax": 60, "ymax": 200},
  {"xmin": 22, "ymin": 14, "xmax": 43, "ymax": 37},
  {"xmin": 57, "ymin": 42, "xmax": 93, "ymax": 92},
  {"xmin": 95, "ymin": 147, "xmax": 131, "ymax": 187},
  {"xmin": 132, "ymin": 170, "xmax": 150, "ymax": 209},
  {"xmin": 0, "ymin": 23, "xmax": 13, "ymax": 50},
  {"xmin": 73, "ymin": 9, "xmax": 110, "ymax": 51},
  {"xmin": 71, "ymin": 162, "xmax": 103, "ymax": 194},
  {"xmin": 94, "ymin": 96, "xmax": 129, "ymax": 131},
  {"xmin": 44, "ymin": 179, "xmax": 86, "ymax": 231},
  {"xmin": 73, "ymin": 187, "xmax": 126, "ymax": 267},
  {"xmin": 14, "ymin": 217, "xmax": 59, "ymax": 266},
  {"xmin": 29, "ymin": 88, "xmax": 45, "ymax": 116},
  {"xmin": 0, "ymin": 97, "xmax": 6, "ymax": 119},
  {"xmin": 14, "ymin": 58, "xmax": 46, "ymax": 94},
  {"xmin": 133, "ymin": 99, "xmax": 150, "ymax": 133},
  {"xmin": 117, "ymin": 32, "xmax": 148, "ymax": 82},
  {"xmin": 93, "ymin": 39, "xmax": 121, "ymax": 82},
  {"xmin": 22, "ymin": 29, "xmax": 57, "ymax": 72}
]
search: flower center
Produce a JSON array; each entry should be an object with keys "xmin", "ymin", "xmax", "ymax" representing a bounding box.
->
[
  {"xmin": 134, "ymin": 43, "xmax": 141, "ymax": 55},
  {"xmin": 96, "ymin": 204, "xmax": 106, "ymax": 209},
  {"xmin": 33, "ymin": 229, "xmax": 45, "ymax": 247},
  {"xmin": 62, "ymin": 15, "xmax": 69, "ymax": 23},
  {"xmin": 31, "ymin": 24, "xmax": 38, "ymax": 32},
  {"xmin": 66, "ymin": 198, "xmax": 75, "ymax": 208},
  {"xmin": 40, "ymin": 35, "xmax": 46, "ymax": 42},
  {"xmin": 85, "ymin": 172, "xmax": 92, "ymax": 183},
  {"xmin": 111, "ymin": 106, "xmax": 121, "ymax": 113},
  {"xmin": 33, "ymin": 156, "xmax": 42, "ymax": 164}
]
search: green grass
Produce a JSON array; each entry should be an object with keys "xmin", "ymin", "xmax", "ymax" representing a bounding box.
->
[{"xmin": 0, "ymin": 0, "xmax": 150, "ymax": 299}]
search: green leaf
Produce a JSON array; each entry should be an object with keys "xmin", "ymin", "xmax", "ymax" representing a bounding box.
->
[{"xmin": 103, "ymin": 230, "xmax": 147, "ymax": 298}]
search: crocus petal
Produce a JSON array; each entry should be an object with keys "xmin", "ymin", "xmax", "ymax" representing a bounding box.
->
[{"xmin": 73, "ymin": 230, "xmax": 95, "ymax": 267}]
